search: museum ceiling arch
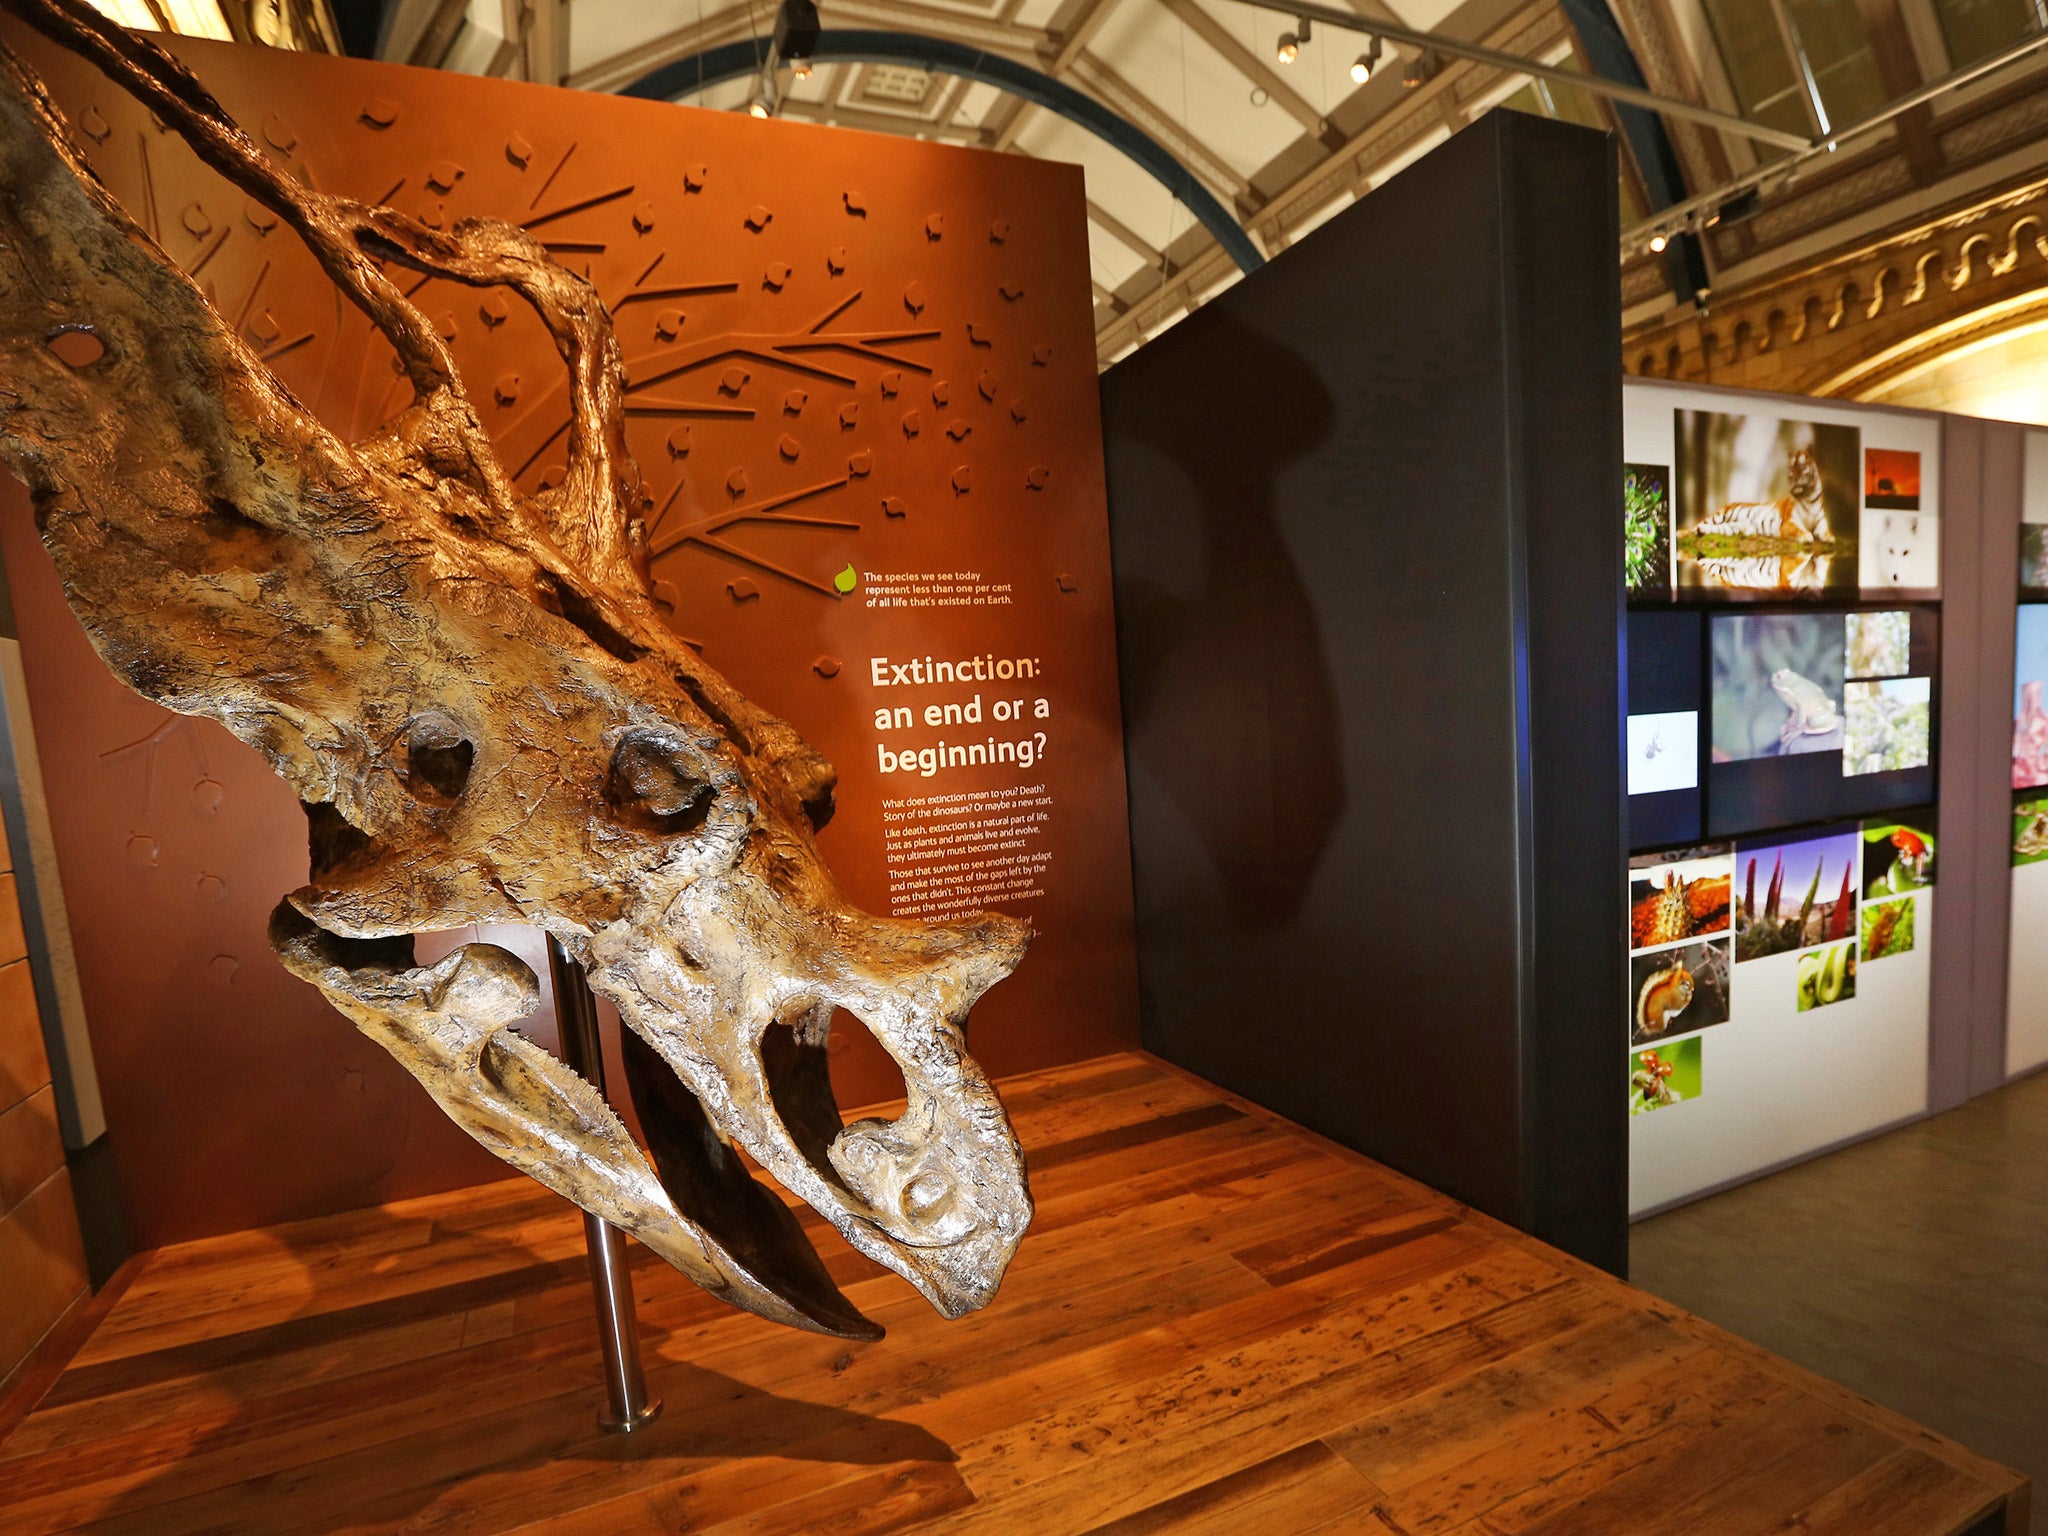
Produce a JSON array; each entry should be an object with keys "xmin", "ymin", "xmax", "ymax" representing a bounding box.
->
[
  {"xmin": 83, "ymin": 0, "xmax": 2048, "ymax": 383},
  {"xmin": 1624, "ymin": 166, "xmax": 2048, "ymax": 403}
]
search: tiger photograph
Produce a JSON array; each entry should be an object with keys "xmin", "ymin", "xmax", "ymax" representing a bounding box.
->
[{"xmin": 1674, "ymin": 409, "xmax": 1861, "ymax": 594}]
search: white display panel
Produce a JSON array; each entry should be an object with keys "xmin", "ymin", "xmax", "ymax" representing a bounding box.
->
[
  {"xmin": 1622, "ymin": 382, "xmax": 1942, "ymax": 597},
  {"xmin": 1630, "ymin": 882, "xmax": 1932, "ymax": 1215},
  {"xmin": 2008, "ymin": 859, "xmax": 2048, "ymax": 1076},
  {"xmin": 1623, "ymin": 380, "xmax": 1942, "ymax": 1215},
  {"xmin": 1626, "ymin": 710, "xmax": 1698, "ymax": 795},
  {"xmin": 1627, "ymin": 818, "xmax": 1936, "ymax": 1219},
  {"xmin": 2025, "ymin": 429, "xmax": 2048, "ymax": 530}
]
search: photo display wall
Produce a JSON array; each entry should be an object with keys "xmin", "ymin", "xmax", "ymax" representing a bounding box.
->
[
  {"xmin": 2008, "ymin": 431, "xmax": 2048, "ymax": 1076},
  {"xmin": 1622, "ymin": 382, "xmax": 1939, "ymax": 1213}
]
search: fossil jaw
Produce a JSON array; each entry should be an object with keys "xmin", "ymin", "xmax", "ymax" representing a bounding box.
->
[
  {"xmin": 273, "ymin": 857, "xmax": 1034, "ymax": 1337},
  {"xmin": 588, "ymin": 880, "xmax": 1034, "ymax": 1320}
]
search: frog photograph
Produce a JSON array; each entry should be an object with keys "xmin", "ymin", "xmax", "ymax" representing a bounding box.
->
[
  {"xmin": 1711, "ymin": 613, "xmax": 1847, "ymax": 763},
  {"xmin": 2014, "ymin": 796, "xmax": 2048, "ymax": 865},
  {"xmin": 1863, "ymin": 816, "xmax": 1936, "ymax": 894},
  {"xmin": 1674, "ymin": 410, "xmax": 1860, "ymax": 593}
]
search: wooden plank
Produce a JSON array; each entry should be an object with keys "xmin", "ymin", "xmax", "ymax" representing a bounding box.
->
[
  {"xmin": 944, "ymin": 1278, "xmax": 1604, "ymax": 1500},
  {"xmin": 1781, "ymin": 1448, "xmax": 2012, "ymax": 1536},
  {"xmin": 1078, "ymin": 1441, "xmax": 1392, "ymax": 1535},
  {"xmin": 249, "ymin": 1221, "xmax": 1454, "ymax": 1535},
  {"xmin": 1026, "ymin": 1101, "xmax": 1243, "ymax": 1172},
  {"xmin": 1643, "ymin": 1300, "xmax": 2031, "ymax": 1508},
  {"xmin": 0, "ymin": 1251, "xmax": 145, "ymax": 1449},
  {"xmin": 0, "ymin": 961, "xmax": 47, "ymax": 1112},
  {"xmin": 0, "ymin": 1171, "xmax": 88, "ymax": 1385},
  {"xmin": 1327, "ymin": 1307, "xmax": 1695, "ymax": 1494},
  {"xmin": 0, "ymin": 1051, "xmax": 2022, "ymax": 1536},
  {"xmin": 903, "ymin": 1242, "xmax": 1566, "ymax": 1464},
  {"xmin": 46, "ymin": 1252, "xmax": 591, "ymax": 1401},
  {"xmin": 1362, "ymin": 1340, "xmax": 1768, "ymax": 1533},
  {"xmin": 15, "ymin": 1207, "xmax": 1524, "ymax": 1534},
  {"xmin": 1487, "ymin": 1391, "xmax": 1895, "ymax": 1536},
  {"xmin": 912, "ymin": 1286, "xmax": 1616, "ymax": 1534},
  {"xmin": 9, "ymin": 1133, "xmax": 1358, "ymax": 1470},
  {"xmin": 0, "ymin": 877, "xmax": 25, "ymax": 969},
  {"xmin": 7, "ymin": 1185, "xmax": 1379, "ymax": 1529},
  {"xmin": 0, "ymin": 1086, "xmax": 63, "ymax": 1216},
  {"xmin": 1234, "ymin": 1207, "xmax": 1465, "ymax": 1288},
  {"xmin": 1145, "ymin": 1053, "xmax": 2031, "ymax": 1521},
  {"xmin": 1449, "ymin": 1349, "xmax": 1800, "ymax": 1534}
]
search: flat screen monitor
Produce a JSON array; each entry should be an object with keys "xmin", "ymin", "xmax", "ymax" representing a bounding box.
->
[
  {"xmin": 1707, "ymin": 605, "xmax": 1938, "ymax": 838},
  {"xmin": 1627, "ymin": 609, "xmax": 1703, "ymax": 850}
]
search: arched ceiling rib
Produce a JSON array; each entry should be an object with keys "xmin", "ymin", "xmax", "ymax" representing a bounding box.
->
[
  {"xmin": 373, "ymin": 0, "xmax": 1611, "ymax": 345},
  {"xmin": 117, "ymin": 0, "xmax": 2048, "ymax": 368},
  {"xmin": 616, "ymin": 30, "xmax": 1266, "ymax": 270}
]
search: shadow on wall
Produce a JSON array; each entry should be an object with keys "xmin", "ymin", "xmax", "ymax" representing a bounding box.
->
[{"xmin": 1110, "ymin": 307, "xmax": 1345, "ymax": 928}]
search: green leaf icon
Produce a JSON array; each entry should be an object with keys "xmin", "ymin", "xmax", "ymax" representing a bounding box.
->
[{"xmin": 833, "ymin": 563, "xmax": 857, "ymax": 594}]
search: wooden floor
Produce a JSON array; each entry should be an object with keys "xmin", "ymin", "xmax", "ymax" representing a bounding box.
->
[
  {"xmin": 0, "ymin": 1053, "xmax": 2027, "ymax": 1535},
  {"xmin": 1633, "ymin": 1065, "xmax": 2048, "ymax": 1535}
]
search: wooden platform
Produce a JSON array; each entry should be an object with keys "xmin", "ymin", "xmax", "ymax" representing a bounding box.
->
[{"xmin": 0, "ymin": 1053, "xmax": 2026, "ymax": 1535}]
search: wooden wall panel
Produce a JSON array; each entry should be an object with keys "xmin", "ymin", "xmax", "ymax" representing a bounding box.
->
[
  {"xmin": 0, "ymin": 1086, "xmax": 62, "ymax": 1211},
  {"xmin": 0, "ymin": 792, "xmax": 85, "ymax": 1396},
  {"xmin": 0, "ymin": 961, "xmax": 44, "ymax": 1114},
  {"xmin": 0, "ymin": 877, "xmax": 24, "ymax": 970},
  {"xmin": 0, "ymin": 798, "xmax": 42, "ymax": 1113},
  {"xmin": 0, "ymin": 1168, "xmax": 87, "ymax": 1386}
]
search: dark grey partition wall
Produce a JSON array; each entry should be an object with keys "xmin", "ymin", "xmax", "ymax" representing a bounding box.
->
[{"xmin": 1100, "ymin": 113, "xmax": 1627, "ymax": 1274}]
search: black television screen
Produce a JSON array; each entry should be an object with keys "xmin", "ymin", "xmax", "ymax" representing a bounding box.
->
[
  {"xmin": 1627, "ymin": 610, "xmax": 1704, "ymax": 850},
  {"xmin": 1707, "ymin": 605, "xmax": 1937, "ymax": 838}
]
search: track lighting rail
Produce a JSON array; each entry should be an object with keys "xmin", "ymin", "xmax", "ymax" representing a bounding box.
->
[{"xmin": 1231, "ymin": 0, "xmax": 1811, "ymax": 152}]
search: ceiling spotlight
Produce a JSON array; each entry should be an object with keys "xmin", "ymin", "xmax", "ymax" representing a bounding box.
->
[
  {"xmin": 1402, "ymin": 49, "xmax": 1438, "ymax": 88},
  {"xmin": 748, "ymin": 92, "xmax": 774, "ymax": 119},
  {"xmin": 1349, "ymin": 36, "xmax": 1383, "ymax": 85},
  {"xmin": 1703, "ymin": 187, "xmax": 1762, "ymax": 229},
  {"xmin": 1648, "ymin": 232, "xmax": 1669, "ymax": 254},
  {"xmin": 1276, "ymin": 31, "xmax": 1299, "ymax": 63},
  {"xmin": 772, "ymin": 0, "xmax": 821, "ymax": 79}
]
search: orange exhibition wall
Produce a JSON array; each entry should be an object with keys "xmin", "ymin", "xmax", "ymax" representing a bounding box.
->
[{"xmin": 0, "ymin": 29, "xmax": 1138, "ymax": 1246}]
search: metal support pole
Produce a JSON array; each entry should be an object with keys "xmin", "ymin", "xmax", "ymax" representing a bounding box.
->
[{"xmin": 545, "ymin": 935, "xmax": 663, "ymax": 1434}]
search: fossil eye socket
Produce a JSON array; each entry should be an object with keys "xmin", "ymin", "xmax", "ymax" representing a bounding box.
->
[
  {"xmin": 607, "ymin": 731, "xmax": 713, "ymax": 834},
  {"xmin": 904, "ymin": 1170, "xmax": 953, "ymax": 1219},
  {"xmin": 404, "ymin": 717, "xmax": 474, "ymax": 804},
  {"xmin": 45, "ymin": 325, "xmax": 105, "ymax": 369}
]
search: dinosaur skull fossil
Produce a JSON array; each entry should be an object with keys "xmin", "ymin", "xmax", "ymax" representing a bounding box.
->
[{"xmin": 0, "ymin": 0, "xmax": 1031, "ymax": 1338}]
